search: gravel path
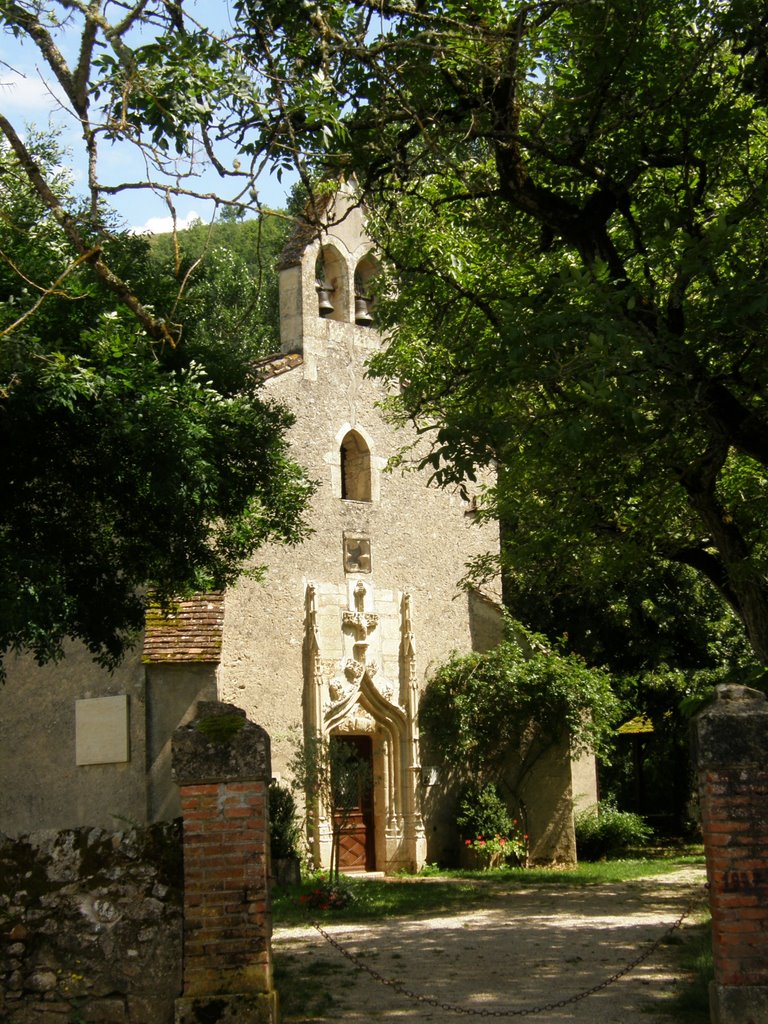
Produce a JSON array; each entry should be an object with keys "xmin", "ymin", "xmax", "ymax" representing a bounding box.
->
[{"xmin": 273, "ymin": 866, "xmax": 707, "ymax": 1022}]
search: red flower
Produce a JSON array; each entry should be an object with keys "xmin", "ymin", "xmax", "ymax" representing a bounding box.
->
[{"xmin": 465, "ymin": 839, "xmax": 472, "ymax": 846}]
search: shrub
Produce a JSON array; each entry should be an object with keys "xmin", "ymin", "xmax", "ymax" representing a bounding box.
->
[
  {"xmin": 464, "ymin": 832, "xmax": 527, "ymax": 867},
  {"xmin": 419, "ymin": 630, "xmax": 620, "ymax": 783},
  {"xmin": 299, "ymin": 875, "xmax": 355, "ymax": 911},
  {"xmin": 269, "ymin": 782, "xmax": 302, "ymax": 859},
  {"xmin": 574, "ymin": 803, "xmax": 653, "ymax": 860},
  {"xmin": 456, "ymin": 783, "xmax": 515, "ymax": 840},
  {"xmin": 456, "ymin": 784, "xmax": 528, "ymax": 866}
]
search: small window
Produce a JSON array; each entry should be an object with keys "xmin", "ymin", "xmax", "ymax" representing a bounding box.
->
[{"xmin": 340, "ymin": 430, "xmax": 372, "ymax": 502}]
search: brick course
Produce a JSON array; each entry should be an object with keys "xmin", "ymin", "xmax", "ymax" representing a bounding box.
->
[{"xmin": 694, "ymin": 686, "xmax": 768, "ymax": 1023}]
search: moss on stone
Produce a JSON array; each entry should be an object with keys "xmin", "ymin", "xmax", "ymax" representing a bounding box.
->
[{"xmin": 196, "ymin": 713, "xmax": 246, "ymax": 745}]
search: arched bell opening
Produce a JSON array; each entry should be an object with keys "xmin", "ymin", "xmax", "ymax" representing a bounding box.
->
[
  {"xmin": 353, "ymin": 252, "xmax": 379, "ymax": 327},
  {"xmin": 315, "ymin": 244, "xmax": 348, "ymax": 322}
]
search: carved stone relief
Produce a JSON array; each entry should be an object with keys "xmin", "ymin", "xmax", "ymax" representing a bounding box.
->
[
  {"xmin": 335, "ymin": 710, "xmax": 376, "ymax": 734},
  {"xmin": 305, "ymin": 580, "xmax": 425, "ymax": 872}
]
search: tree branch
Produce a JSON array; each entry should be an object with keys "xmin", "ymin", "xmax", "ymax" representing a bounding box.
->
[{"xmin": 0, "ymin": 113, "xmax": 177, "ymax": 345}]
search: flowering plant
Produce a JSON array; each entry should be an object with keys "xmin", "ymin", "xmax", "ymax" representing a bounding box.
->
[
  {"xmin": 456, "ymin": 783, "xmax": 528, "ymax": 867},
  {"xmin": 464, "ymin": 828, "xmax": 527, "ymax": 867},
  {"xmin": 299, "ymin": 877, "xmax": 354, "ymax": 911}
]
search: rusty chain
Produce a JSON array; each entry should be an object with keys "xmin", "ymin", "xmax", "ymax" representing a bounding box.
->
[{"xmin": 310, "ymin": 885, "xmax": 706, "ymax": 1017}]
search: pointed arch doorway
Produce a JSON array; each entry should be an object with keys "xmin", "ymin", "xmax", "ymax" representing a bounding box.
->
[
  {"xmin": 331, "ymin": 734, "xmax": 375, "ymax": 872},
  {"xmin": 304, "ymin": 581, "xmax": 427, "ymax": 874}
]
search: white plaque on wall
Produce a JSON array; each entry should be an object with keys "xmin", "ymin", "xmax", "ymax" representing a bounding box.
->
[{"xmin": 75, "ymin": 695, "xmax": 130, "ymax": 765}]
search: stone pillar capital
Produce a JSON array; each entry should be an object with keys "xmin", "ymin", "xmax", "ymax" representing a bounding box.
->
[{"xmin": 172, "ymin": 701, "xmax": 271, "ymax": 785}]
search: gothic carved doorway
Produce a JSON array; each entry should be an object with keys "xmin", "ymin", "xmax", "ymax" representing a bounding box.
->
[
  {"xmin": 305, "ymin": 581, "xmax": 427, "ymax": 873},
  {"xmin": 331, "ymin": 734, "xmax": 375, "ymax": 871}
]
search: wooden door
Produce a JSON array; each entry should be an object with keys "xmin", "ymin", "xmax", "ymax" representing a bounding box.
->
[{"xmin": 331, "ymin": 735, "xmax": 375, "ymax": 872}]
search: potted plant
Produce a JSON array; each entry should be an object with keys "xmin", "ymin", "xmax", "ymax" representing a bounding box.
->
[{"xmin": 457, "ymin": 783, "xmax": 527, "ymax": 869}]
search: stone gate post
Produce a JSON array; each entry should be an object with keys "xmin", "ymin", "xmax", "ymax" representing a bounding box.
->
[
  {"xmin": 172, "ymin": 701, "xmax": 278, "ymax": 1024},
  {"xmin": 694, "ymin": 684, "xmax": 768, "ymax": 1024}
]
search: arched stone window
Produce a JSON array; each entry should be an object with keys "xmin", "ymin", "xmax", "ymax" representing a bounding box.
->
[
  {"xmin": 340, "ymin": 430, "xmax": 372, "ymax": 502},
  {"xmin": 315, "ymin": 244, "xmax": 348, "ymax": 322},
  {"xmin": 353, "ymin": 252, "xmax": 379, "ymax": 327}
]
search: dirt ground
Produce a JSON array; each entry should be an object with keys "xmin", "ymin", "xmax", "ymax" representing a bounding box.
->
[{"xmin": 273, "ymin": 865, "xmax": 708, "ymax": 1023}]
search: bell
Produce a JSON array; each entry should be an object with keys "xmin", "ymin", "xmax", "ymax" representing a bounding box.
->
[
  {"xmin": 355, "ymin": 294, "xmax": 373, "ymax": 327},
  {"xmin": 316, "ymin": 280, "xmax": 334, "ymax": 317}
]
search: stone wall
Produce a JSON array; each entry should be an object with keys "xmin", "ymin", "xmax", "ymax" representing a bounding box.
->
[
  {"xmin": 0, "ymin": 823, "xmax": 183, "ymax": 1024},
  {"xmin": 0, "ymin": 643, "xmax": 148, "ymax": 837}
]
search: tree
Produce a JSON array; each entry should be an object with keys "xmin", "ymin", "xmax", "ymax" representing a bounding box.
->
[
  {"xmin": 222, "ymin": 0, "xmax": 768, "ymax": 664},
  {"xmin": 419, "ymin": 626, "xmax": 619, "ymax": 796},
  {"xmin": 0, "ymin": 133, "xmax": 312, "ymax": 675},
  {"xmin": 0, "ymin": 0, "xmax": 323, "ymax": 674},
  {"xmin": 501, "ymin": 558, "xmax": 752, "ymax": 827},
  {"xmin": 9, "ymin": 2, "xmax": 768, "ymax": 664},
  {"xmin": 147, "ymin": 214, "xmax": 292, "ymax": 391}
]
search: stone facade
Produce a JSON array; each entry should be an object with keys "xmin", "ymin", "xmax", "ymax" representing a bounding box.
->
[
  {"xmin": 0, "ymin": 823, "xmax": 183, "ymax": 1024},
  {"xmin": 217, "ymin": 189, "xmax": 505, "ymax": 871}
]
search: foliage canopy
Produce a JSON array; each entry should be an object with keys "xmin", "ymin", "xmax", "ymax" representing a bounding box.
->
[
  {"xmin": 226, "ymin": 0, "xmax": 768, "ymax": 663},
  {"xmin": 0, "ymin": 134, "xmax": 311, "ymax": 673},
  {"xmin": 419, "ymin": 628, "xmax": 620, "ymax": 786},
  {"xmin": 6, "ymin": 0, "xmax": 768, "ymax": 667}
]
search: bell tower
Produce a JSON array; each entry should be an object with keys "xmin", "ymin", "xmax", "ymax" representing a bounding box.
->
[
  {"xmin": 272, "ymin": 187, "xmax": 428, "ymax": 873},
  {"xmin": 277, "ymin": 186, "xmax": 380, "ymax": 362}
]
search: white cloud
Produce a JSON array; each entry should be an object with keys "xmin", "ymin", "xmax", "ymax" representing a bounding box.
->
[
  {"xmin": 0, "ymin": 71, "xmax": 66, "ymax": 114},
  {"xmin": 132, "ymin": 211, "xmax": 204, "ymax": 235}
]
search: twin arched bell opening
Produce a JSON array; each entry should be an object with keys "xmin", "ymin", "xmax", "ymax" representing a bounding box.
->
[
  {"xmin": 316, "ymin": 279, "xmax": 335, "ymax": 317},
  {"xmin": 315, "ymin": 257, "xmax": 377, "ymax": 325}
]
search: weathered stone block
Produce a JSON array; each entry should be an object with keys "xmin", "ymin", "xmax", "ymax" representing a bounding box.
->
[
  {"xmin": 171, "ymin": 702, "xmax": 271, "ymax": 786},
  {"xmin": 694, "ymin": 685, "xmax": 768, "ymax": 766},
  {"xmin": 710, "ymin": 982, "xmax": 768, "ymax": 1024}
]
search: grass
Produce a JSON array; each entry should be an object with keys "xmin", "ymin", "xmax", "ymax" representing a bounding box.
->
[
  {"xmin": 662, "ymin": 911, "xmax": 714, "ymax": 1021},
  {"xmin": 271, "ymin": 852, "xmax": 705, "ymax": 926}
]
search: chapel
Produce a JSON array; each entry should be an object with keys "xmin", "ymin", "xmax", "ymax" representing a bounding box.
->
[{"xmin": 0, "ymin": 187, "xmax": 595, "ymax": 870}]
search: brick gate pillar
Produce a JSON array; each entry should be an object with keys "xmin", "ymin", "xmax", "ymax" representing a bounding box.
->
[
  {"xmin": 694, "ymin": 684, "xmax": 768, "ymax": 1024},
  {"xmin": 172, "ymin": 701, "xmax": 278, "ymax": 1024}
]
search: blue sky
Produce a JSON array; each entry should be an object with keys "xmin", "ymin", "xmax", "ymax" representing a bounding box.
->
[{"xmin": 0, "ymin": 0, "xmax": 294, "ymax": 232}]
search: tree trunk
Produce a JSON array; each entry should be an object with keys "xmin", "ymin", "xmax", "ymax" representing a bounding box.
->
[{"xmin": 680, "ymin": 453, "xmax": 768, "ymax": 664}]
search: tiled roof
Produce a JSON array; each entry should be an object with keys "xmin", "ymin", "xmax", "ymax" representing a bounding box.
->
[
  {"xmin": 142, "ymin": 593, "xmax": 224, "ymax": 663},
  {"xmin": 276, "ymin": 194, "xmax": 334, "ymax": 270},
  {"xmin": 277, "ymin": 218, "xmax": 320, "ymax": 270},
  {"xmin": 254, "ymin": 351, "xmax": 303, "ymax": 380}
]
